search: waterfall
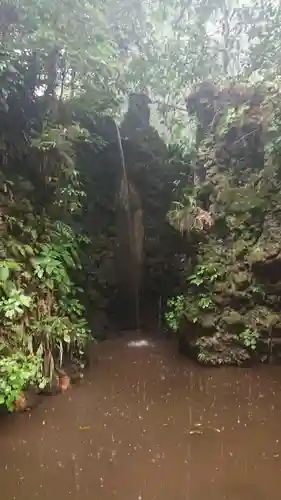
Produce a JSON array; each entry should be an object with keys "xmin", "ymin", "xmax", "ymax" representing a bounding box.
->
[{"xmin": 113, "ymin": 120, "xmax": 144, "ymax": 331}]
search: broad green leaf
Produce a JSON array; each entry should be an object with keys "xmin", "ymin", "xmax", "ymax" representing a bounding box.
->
[{"xmin": 0, "ymin": 266, "xmax": 9, "ymax": 282}]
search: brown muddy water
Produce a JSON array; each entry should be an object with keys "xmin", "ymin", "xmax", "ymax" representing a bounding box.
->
[{"xmin": 1, "ymin": 332, "xmax": 281, "ymax": 500}]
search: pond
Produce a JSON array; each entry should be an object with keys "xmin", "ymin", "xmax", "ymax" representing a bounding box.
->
[{"xmin": 1, "ymin": 332, "xmax": 281, "ymax": 499}]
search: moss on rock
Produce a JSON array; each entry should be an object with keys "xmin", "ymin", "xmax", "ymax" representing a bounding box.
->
[{"xmin": 168, "ymin": 81, "xmax": 281, "ymax": 365}]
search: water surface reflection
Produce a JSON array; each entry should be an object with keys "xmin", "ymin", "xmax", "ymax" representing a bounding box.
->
[{"xmin": 0, "ymin": 333, "xmax": 281, "ymax": 499}]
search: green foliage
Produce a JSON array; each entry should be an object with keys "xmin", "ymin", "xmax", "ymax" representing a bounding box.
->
[
  {"xmin": 2, "ymin": 0, "xmax": 281, "ymax": 377},
  {"xmin": 0, "ymin": 349, "xmax": 47, "ymax": 411},
  {"xmin": 165, "ymin": 263, "xmax": 220, "ymax": 330},
  {"xmin": 1, "ymin": 0, "xmax": 120, "ymax": 108},
  {"xmin": 184, "ymin": 266, "xmax": 218, "ymax": 324},
  {"xmin": 0, "ymin": 5, "xmax": 97, "ymax": 407},
  {"xmin": 197, "ymin": 296, "xmax": 214, "ymax": 310},
  {"xmin": 188, "ymin": 263, "xmax": 221, "ymax": 287},
  {"xmin": 0, "ymin": 207, "xmax": 92, "ymax": 409},
  {"xmin": 169, "ymin": 74, "xmax": 281, "ymax": 365},
  {"xmin": 239, "ymin": 328, "xmax": 259, "ymax": 351},
  {"xmin": 165, "ymin": 295, "xmax": 185, "ymax": 331},
  {"xmin": 0, "ymin": 287, "xmax": 32, "ymax": 319}
]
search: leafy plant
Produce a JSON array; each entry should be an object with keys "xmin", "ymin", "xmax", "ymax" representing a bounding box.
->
[
  {"xmin": 0, "ymin": 288, "xmax": 32, "ymax": 319},
  {"xmin": 188, "ymin": 264, "xmax": 221, "ymax": 287},
  {"xmin": 239, "ymin": 328, "xmax": 259, "ymax": 351},
  {"xmin": 0, "ymin": 349, "xmax": 47, "ymax": 411},
  {"xmin": 165, "ymin": 295, "xmax": 186, "ymax": 331},
  {"xmin": 197, "ymin": 295, "xmax": 214, "ymax": 310},
  {"xmin": 2, "ymin": 0, "xmax": 281, "ymax": 378}
]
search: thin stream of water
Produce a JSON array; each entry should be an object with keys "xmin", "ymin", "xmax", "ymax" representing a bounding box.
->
[{"xmin": 114, "ymin": 120, "xmax": 140, "ymax": 331}]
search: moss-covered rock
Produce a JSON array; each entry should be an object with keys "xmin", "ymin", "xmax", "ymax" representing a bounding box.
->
[
  {"xmin": 221, "ymin": 309, "xmax": 244, "ymax": 326},
  {"xmin": 168, "ymin": 81, "xmax": 281, "ymax": 365},
  {"xmin": 233, "ymin": 271, "xmax": 250, "ymax": 289}
]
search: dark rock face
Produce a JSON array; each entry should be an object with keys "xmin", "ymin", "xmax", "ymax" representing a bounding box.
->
[
  {"xmin": 121, "ymin": 93, "xmax": 152, "ymax": 131},
  {"xmin": 76, "ymin": 93, "xmax": 187, "ymax": 332},
  {"xmin": 115, "ymin": 93, "xmax": 184, "ymax": 329},
  {"xmin": 120, "ymin": 92, "xmax": 168, "ymax": 160}
]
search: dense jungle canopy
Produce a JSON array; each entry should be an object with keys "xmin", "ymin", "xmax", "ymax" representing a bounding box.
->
[{"xmin": 1, "ymin": 0, "xmax": 281, "ymax": 411}]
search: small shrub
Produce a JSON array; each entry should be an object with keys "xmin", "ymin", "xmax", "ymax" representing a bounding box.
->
[
  {"xmin": 0, "ymin": 349, "xmax": 47, "ymax": 411},
  {"xmin": 165, "ymin": 295, "xmax": 186, "ymax": 331}
]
